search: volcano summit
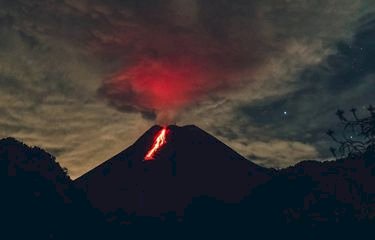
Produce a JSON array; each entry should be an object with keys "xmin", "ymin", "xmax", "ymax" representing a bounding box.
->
[{"xmin": 75, "ymin": 125, "xmax": 273, "ymax": 219}]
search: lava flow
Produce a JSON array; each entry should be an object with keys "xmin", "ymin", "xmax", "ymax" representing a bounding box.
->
[{"xmin": 144, "ymin": 127, "xmax": 168, "ymax": 160}]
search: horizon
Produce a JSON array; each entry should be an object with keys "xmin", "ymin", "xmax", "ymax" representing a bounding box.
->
[{"xmin": 2, "ymin": 123, "xmax": 339, "ymax": 180}]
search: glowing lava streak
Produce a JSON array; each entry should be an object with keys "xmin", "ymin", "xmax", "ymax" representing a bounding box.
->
[{"xmin": 144, "ymin": 127, "xmax": 168, "ymax": 160}]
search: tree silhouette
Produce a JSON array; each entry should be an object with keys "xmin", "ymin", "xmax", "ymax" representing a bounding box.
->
[{"xmin": 327, "ymin": 105, "xmax": 375, "ymax": 160}]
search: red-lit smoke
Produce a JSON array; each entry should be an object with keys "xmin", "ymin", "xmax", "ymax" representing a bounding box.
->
[
  {"xmin": 97, "ymin": 1, "xmax": 266, "ymax": 123},
  {"xmin": 99, "ymin": 47, "xmax": 252, "ymax": 123},
  {"xmin": 107, "ymin": 56, "xmax": 227, "ymax": 117}
]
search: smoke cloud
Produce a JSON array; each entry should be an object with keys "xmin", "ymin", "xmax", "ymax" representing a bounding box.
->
[
  {"xmin": 97, "ymin": 0, "xmax": 270, "ymax": 122},
  {"xmin": 95, "ymin": 0, "xmax": 361, "ymax": 123}
]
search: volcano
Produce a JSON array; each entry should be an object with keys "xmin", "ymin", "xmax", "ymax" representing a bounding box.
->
[{"xmin": 75, "ymin": 125, "xmax": 273, "ymax": 220}]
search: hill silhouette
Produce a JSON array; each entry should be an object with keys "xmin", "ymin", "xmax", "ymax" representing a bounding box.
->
[
  {"xmin": 243, "ymin": 151, "xmax": 375, "ymax": 237},
  {"xmin": 1, "ymin": 125, "xmax": 375, "ymax": 238},
  {"xmin": 0, "ymin": 138, "xmax": 104, "ymax": 239}
]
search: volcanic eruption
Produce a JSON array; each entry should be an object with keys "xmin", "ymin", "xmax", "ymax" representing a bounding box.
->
[
  {"xmin": 144, "ymin": 127, "xmax": 168, "ymax": 160},
  {"xmin": 75, "ymin": 125, "xmax": 273, "ymax": 218}
]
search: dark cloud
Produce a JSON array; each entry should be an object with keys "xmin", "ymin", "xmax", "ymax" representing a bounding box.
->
[
  {"xmin": 91, "ymin": 0, "xmax": 363, "ymax": 122},
  {"xmin": 0, "ymin": 0, "xmax": 374, "ymax": 177},
  {"xmin": 96, "ymin": 1, "xmax": 268, "ymax": 121},
  {"xmin": 233, "ymin": 15, "xmax": 375, "ymax": 165}
]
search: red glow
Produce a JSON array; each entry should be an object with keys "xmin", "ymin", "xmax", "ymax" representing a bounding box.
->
[
  {"xmin": 99, "ymin": 21, "xmax": 258, "ymax": 122},
  {"xmin": 109, "ymin": 57, "xmax": 225, "ymax": 116},
  {"xmin": 144, "ymin": 127, "xmax": 168, "ymax": 160},
  {"xmin": 114, "ymin": 59, "xmax": 210, "ymax": 109}
]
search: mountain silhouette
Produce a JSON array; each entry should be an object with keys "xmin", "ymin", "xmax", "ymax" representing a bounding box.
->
[
  {"xmin": 244, "ymin": 152, "xmax": 375, "ymax": 237},
  {"xmin": 0, "ymin": 138, "xmax": 104, "ymax": 239},
  {"xmin": 1, "ymin": 125, "xmax": 375, "ymax": 238},
  {"xmin": 75, "ymin": 125, "xmax": 274, "ymax": 221}
]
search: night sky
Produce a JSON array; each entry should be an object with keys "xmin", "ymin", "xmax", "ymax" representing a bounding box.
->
[{"xmin": 0, "ymin": 0, "xmax": 374, "ymax": 179}]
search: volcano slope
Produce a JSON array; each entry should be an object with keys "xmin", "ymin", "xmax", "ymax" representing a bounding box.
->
[{"xmin": 74, "ymin": 125, "xmax": 274, "ymax": 221}]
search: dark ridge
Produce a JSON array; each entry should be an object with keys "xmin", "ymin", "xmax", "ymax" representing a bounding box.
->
[
  {"xmin": 0, "ymin": 137, "xmax": 105, "ymax": 239},
  {"xmin": 74, "ymin": 125, "xmax": 375, "ymax": 237},
  {"xmin": 2, "ymin": 124, "xmax": 375, "ymax": 238}
]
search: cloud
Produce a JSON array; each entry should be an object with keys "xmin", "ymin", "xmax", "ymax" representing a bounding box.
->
[
  {"xmin": 0, "ymin": 24, "xmax": 150, "ymax": 179},
  {"xmin": 232, "ymin": 140, "xmax": 319, "ymax": 168},
  {"xmin": 1, "ymin": 1, "xmax": 366, "ymax": 119},
  {"xmin": 90, "ymin": 0, "xmax": 365, "ymax": 121},
  {"xmin": 235, "ymin": 15, "xmax": 375, "ymax": 156},
  {"xmin": 0, "ymin": 0, "xmax": 374, "ymax": 178}
]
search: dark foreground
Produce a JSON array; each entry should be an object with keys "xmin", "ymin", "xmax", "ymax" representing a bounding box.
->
[{"xmin": 1, "ymin": 126, "xmax": 374, "ymax": 239}]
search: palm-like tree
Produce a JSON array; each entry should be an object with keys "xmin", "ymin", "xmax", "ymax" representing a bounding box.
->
[{"xmin": 327, "ymin": 105, "xmax": 375, "ymax": 159}]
